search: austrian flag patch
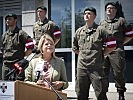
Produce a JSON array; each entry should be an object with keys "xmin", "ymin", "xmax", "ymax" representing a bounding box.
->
[
  {"xmin": 53, "ymin": 26, "xmax": 61, "ymax": 37},
  {"xmin": 53, "ymin": 30, "xmax": 61, "ymax": 37},
  {"xmin": 25, "ymin": 39, "xmax": 34, "ymax": 49},
  {"xmin": 125, "ymin": 30, "xmax": 133, "ymax": 37},
  {"xmin": 105, "ymin": 38, "xmax": 116, "ymax": 48}
]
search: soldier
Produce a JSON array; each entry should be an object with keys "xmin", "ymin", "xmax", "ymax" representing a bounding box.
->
[
  {"xmin": 72, "ymin": 7, "xmax": 116, "ymax": 100},
  {"xmin": 33, "ymin": 6, "xmax": 61, "ymax": 46},
  {"xmin": 1, "ymin": 13, "xmax": 34, "ymax": 81},
  {"xmin": 100, "ymin": 2, "xmax": 133, "ymax": 100}
]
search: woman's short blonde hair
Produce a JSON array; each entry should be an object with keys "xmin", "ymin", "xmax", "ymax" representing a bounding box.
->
[{"xmin": 38, "ymin": 34, "xmax": 55, "ymax": 57}]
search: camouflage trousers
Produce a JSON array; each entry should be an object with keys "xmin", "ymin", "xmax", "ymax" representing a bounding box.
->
[{"xmin": 104, "ymin": 51, "xmax": 126, "ymax": 92}]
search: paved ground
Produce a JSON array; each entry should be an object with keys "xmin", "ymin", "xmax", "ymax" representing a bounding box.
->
[{"xmin": 63, "ymin": 90, "xmax": 133, "ymax": 100}]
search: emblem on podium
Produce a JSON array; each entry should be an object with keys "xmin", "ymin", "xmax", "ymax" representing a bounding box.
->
[{"xmin": 0, "ymin": 82, "xmax": 7, "ymax": 93}]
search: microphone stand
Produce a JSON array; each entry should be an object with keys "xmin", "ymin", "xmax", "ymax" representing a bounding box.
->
[
  {"xmin": 5, "ymin": 69, "xmax": 17, "ymax": 79},
  {"xmin": 43, "ymin": 78, "xmax": 63, "ymax": 100}
]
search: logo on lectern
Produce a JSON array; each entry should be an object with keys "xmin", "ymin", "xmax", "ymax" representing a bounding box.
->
[{"xmin": 0, "ymin": 82, "xmax": 7, "ymax": 93}]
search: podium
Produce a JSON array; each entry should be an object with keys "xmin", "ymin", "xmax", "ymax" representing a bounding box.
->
[{"xmin": 0, "ymin": 81, "xmax": 67, "ymax": 100}]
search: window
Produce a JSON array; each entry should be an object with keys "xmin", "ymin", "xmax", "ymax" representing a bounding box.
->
[
  {"xmin": 51, "ymin": 0, "xmax": 71, "ymax": 48},
  {"xmin": 0, "ymin": 17, "xmax": 3, "ymax": 63},
  {"xmin": 51, "ymin": 0, "xmax": 72, "ymax": 82},
  {"xmin": 0, "ymin": 17, "xmax": 3, "ymax": 47},
  {"xmin": 75, "ymin": 0, "xmax": 101, "ymax": 30}
]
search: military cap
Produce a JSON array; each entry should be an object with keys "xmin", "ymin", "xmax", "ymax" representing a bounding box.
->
[
  {"xmin": 5, "ymin": 13, "xmax": 17, "ymax": 20},
  {"xmin": 105, "ymin": 2, "xmax": 117, "ymax": 10},
  {"xmin": 36, "ymin": 6, "xmax": 47, "ymax": 11},
  {"xmin": 84, "ymin": 7, "xmax": 97, "ymax": 15}
]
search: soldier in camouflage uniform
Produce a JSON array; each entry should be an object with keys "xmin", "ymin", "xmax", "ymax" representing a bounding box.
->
[
  {"xmin": 72, "ymin": 7, "xmax": 117, "ymax": 100},
  {"xmin": 1, "ymin": 13, "xmax": 34, "ymax": 81},
  {"xmin": 100, "ymin": 2, "xmax": 133, "ymax": 100},
  {"xmin": 33, "ymin": 6, "xmax": 61, "ymax": 46}
]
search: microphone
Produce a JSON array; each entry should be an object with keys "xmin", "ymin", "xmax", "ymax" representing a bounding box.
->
[
  {"xmin": 6, "ymin": 49, "xmax": 40, "ymax": 78},
  {"xmin": 6, "ymin": 59, "xmax": 29, "ymax": 78},
  {"xmin": 34, "ymin": 61, "xmax": 45, "ymax": 82},
  {"xmin": 35, "ymin": 71, "xmax": 41, "ymax": 82},
  {"xmin": 15, "ymin": 59, "xmax": 29, "ymax": 74}
]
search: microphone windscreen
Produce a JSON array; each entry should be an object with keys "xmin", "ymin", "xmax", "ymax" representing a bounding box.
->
[
  {"xmin": 35, "ymin": 61, "xmax": 44, "ymax": 72},
  {"xmin": 35, "ymin": 71, "xmax": 41, "ymax": 82},
  {"xmin": 18, "ymin": 59, "xmax": 29, "ymax": 68}
]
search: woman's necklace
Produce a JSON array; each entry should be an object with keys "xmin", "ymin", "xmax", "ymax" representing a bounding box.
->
[{"xmin": 43, "ymin": 60, "xmax": 52, "ymax": 72}]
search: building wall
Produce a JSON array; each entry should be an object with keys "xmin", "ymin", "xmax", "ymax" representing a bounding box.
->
[{"xmin": 0, "ymin": 0, "xmax": 133, "ymax": 92}]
